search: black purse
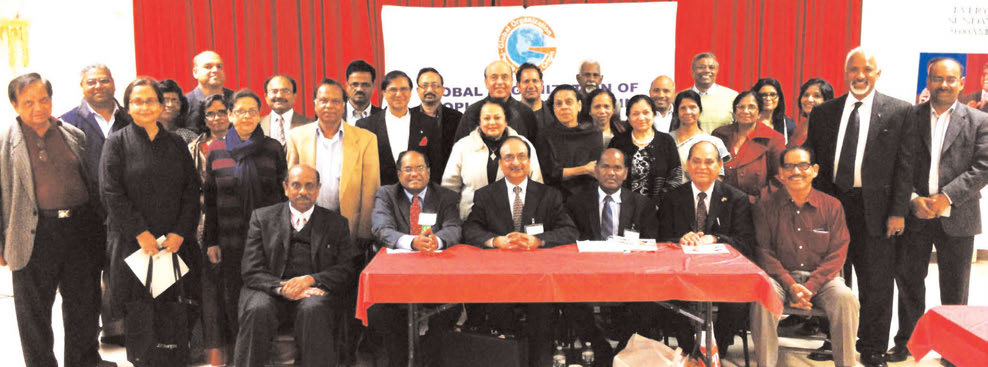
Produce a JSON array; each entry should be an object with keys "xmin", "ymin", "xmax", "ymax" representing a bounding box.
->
[{"xmin": 124, "ymin": 252, "xmax": 197, "ymax": 366}]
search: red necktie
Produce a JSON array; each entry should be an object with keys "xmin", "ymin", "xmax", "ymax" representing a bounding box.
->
[{"xmin": 410, "ymin": 196, "xmax": 421, "ymax": 235}]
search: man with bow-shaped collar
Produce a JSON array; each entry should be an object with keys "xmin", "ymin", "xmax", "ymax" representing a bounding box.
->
[
  {"xmin": 656, "ymin": 140, "xmax": 755, "ymax": 354},
  {"xmin": 368, "ymin": 149, "xmax": 462, "ymax": 367},
  {"xmin": 235, "ymin": 164, "xmax": 362, "ymax": 367},
  {"xmin": 357, "ymin": 70, "xmax": 442, "ymax": 186},
  {"xmin": 804, "ymin": 47, "xmax": 914, "ymax": 367}
]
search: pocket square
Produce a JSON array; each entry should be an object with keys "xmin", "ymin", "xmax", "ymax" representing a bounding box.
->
[{"xmin": 419, "ymin": 136, "xmax": 428, "ymax": 146}]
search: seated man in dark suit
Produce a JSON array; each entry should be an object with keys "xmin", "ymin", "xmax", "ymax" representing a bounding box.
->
[
  {"xmin": 463, "ymin": 136, "xmax": 578, "ymax": 367},
  {"xmin": 564, "ymin": 147, "xmax": 659, "ymax": 363},
  {"xmin": 368, "ymin": 150, "xmax": 463, "ymax": 367},
  {"xmin": 235, "ymin": 165, "xmax": 362, "ymax": 367},
  {"xmin": 657, "ymin": 141, "xmax": 755, "ymax": 354}
]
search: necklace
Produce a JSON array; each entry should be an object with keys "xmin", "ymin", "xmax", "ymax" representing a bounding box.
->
[{"xmin": 631, "ymin": 130, "xmax": 654, "ymax": 147}]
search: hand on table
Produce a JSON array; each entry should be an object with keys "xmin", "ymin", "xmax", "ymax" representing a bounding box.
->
[
  {"xmin": 679, "ymin": 231, "xmax": 716, "ymax": 247},
  {"xmin": 507, "ymin": 232, "xmax": 542, "ymax": 250}
]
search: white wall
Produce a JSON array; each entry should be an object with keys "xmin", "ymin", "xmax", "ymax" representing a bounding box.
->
[{"xmin": 0, "ymin": 0, "xmax": 136, "ymax": 126}]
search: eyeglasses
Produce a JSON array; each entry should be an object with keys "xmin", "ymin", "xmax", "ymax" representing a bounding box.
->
[
  {"xmin": 781, "ymin": 162, "xmax": 812, "ymax": 171},
  {"xmin": 205, "ymin": 110, "xmax": 228, "ymax": 119},
  {"xmin": 401, "ymin": 165, "xmax": 428, "ymax": 174},
  {"xmin": 385, "ymin": 86, "xmax": 411, "ymax": 95},
  {"xmin": 418, "ymin": 83, "xmax": 442, "ymax": 91},
  {"xmin": 232, "ymin": 109, "xmax": 259, "ymax": 117},
  {"xmin": 129, "ymin": 98, "xmax": 160, "ymax": 108},
  {"xmin": 758, "ymin": 92, "xmax": 779, "ymax": 100},
  {"xmin": 84, "ymin": 78, "xmax": 112, "ymax": 87},
  {"xmin": 500, "ymin": 153, "xmax": 529, "ymax": 162}
]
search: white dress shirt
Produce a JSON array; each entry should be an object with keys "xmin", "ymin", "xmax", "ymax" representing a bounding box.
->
[
  {"xmin": 289, "ymin": 203, "xmax": 315, "ymax": 232},
  {"xmin": 654, "ymin": 109, "xmax": 674, "ymax": 133},
  {"xmin": 691, "ymin": 182, "xmax": 714, "ymax": 215},
  {"xmin": 395, "ymin": 187, "xmax": 446, "ymax": 250},
  {"xmin": 928, "ymin": 101, "xmax": 957, "ymax": 216},
  {"xmin": 384, "ymin": 108, "xmax": 411, "ymax": 164},
  {"xmin": 598, "ymin": 187, "xmax": 622, "ymax": 235},
  {"xmin": 269, "ymin": 109, "xmax": 296, "ymax": 142},
  {"xmin": 346, "ymin": 102, "xmax": 372, "ymax": 125},
  {"xmin": 315, "ymin": 123, "xmax": 344, "ymax": 211},
  {"xmin": 87, "ymin": 102, "xmax": 117, "ymax": 138},
  {"xmin": 832, "ymin": 91, "xmax": 875, "ymax": 188}
]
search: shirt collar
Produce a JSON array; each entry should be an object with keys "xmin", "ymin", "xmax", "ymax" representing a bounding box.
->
[
  {"xmin": 316, "ymin": 121, "xmax": 344, "ymax": 142},
  {"xmin": 404, "ymin": 186, "xmax": 428, "ymax": 202},
  {"xmin": 274, "ymin": 109, "xmax": 295, "ymax": 121},
  {"xmin": 289, "ymin": 203, "xmax": 315, "ymax": 223},
  {"xmin": 780, "ymin": 188, "xmax": 823, "ymax": 209},
  {"xmin": 930, "ymin": 101, "xmax": 958, "ymax": 119},
  {"xmin": 691, "ymin": 181, "xmax": 714, "ymax": 200},
  {"xmin": 846, "ymin": 90, "xmax": 876, "ymax": 109},
  {"xmin": 386, "ymin": 107, "xmax": 411, "ymax": 121},
  {"xmin": 598, "ymin": 186, "xmax": 622, "ymax": 204},
  {"xmin": 506, "ymin": 178, "xmax": 529, "ymax": 194},
  {"xmin": 692, "ymin": 83, "xmax": 718, "ymax": 95}
]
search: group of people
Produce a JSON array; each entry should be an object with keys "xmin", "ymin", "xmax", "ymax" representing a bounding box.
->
[{"xmin": 3, "ymin": 45, "xmax": 986, "ymax": 367}]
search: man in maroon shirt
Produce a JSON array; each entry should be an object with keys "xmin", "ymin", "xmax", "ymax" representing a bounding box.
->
[{"xmin": 750, "ymin": 146, "xmax": 859, "ymax": 367}]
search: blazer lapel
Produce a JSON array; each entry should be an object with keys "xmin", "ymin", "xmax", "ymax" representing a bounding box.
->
[
  {"xmin": 617, "ymin": 189, "xmax": 635, "ymax": 234},
  {"xmin": 377, "ymin": 118, "xmax": 393, "ymax": 165},
  {"xmin": 940, "ymin": 105, "xmax": 968, "ymax": 155},
  {"xmin": 276, "ymin": 203, "xmax": 293, "ymax": 278},
  {"xmin": 10, "ymin": 124, "xmax": 35, "ymax": 205},
  {"xmin": 408, "ymin": 115, "xmax": 426, "ymax": 150},
  {"xmin": 703, "ymin": 182, "xmax": 724, "ymax": 232},
  {"xmin": 60, "ymin": 124, "xmax": 89, "ymax": 182},
  {"xmin": 917, "ymin": 103, "xmax": 932, "ymax": 154},
  {"xmin": 865, "ymin": 93, "xmax": 887, "ymax": 147},
  {"xmin": 394, "ymin": 186, "xmax": 412, "ymax": 230},
  {"xmin": 586, "ymin": 188, "xmax": 602, "ymax": 239},
  {"xmin": 492, "ymin": 181, "xmax": 513, "ymax": 230},
  {"xmin": 339, "ymin": 124, "xmax": 357, "ymax": 198},
  {"xmin": 521, "ymin": 180, "xmax": 540, "ymax": 228},
  {"xmin": 309, "ymin": 208, "xmax": 325, "ymax": 264}
]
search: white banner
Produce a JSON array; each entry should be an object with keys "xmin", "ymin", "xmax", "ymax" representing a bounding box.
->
[{"xmin": 381, "ymin": 2, "xmax": 677, "ymax": 118}]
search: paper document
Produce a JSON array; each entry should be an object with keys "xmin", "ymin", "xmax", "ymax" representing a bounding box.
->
[
  {"xmin": 577, "ymin": 238, "xmax": 658, "ymax": 253},
  {"xmin": 124, "ymin": 236, "xmax": 190, "ymax": 298},
  {"xmin": 682, "ymin": 243, "xmax": 730, "ymax": 254}
]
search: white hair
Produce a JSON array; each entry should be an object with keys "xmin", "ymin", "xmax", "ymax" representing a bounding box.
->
[{"xmin": 844, "ymin": 47, "xmax": 880, "ymax": 71}]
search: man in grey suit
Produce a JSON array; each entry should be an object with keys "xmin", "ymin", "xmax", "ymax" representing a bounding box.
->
[
  {"xmin": 887, "ymin": 57, "xmax": 988, "ymax": 362},
  {"xmin": 368, "ymin": 149, "xmax": 462, "ymax": 367},
  {"xmin": 235, "ymin": 165, "xmax": 363, "ymax": 367},
  {"xmin": 3, "ymin": 73, "xmax": 106, "ymax": 366},
  {"xmin": 261, "ymin": 74, "xmax": 315, "ymax": 145}
]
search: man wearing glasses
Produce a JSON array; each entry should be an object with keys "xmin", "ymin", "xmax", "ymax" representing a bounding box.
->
[
  {"xmin": 410, "ymin": 67, "xmax": 462, "ymax": 170},
  {"xmin": 357, "ymin": 70, "xmax": 442, "ymax": 186},
  {"xmin": 750, "ymin": 146, "xmax": 859, "ymax": 367},
  {"xmin": 3, "ymin": 73, "xmax": 107, "ymax": 366}
]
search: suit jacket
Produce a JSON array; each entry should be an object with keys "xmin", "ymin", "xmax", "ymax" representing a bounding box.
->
[
  {"xmin": 371, "ymin": 182, "xmax": 462, "ymax": 250},
  {"xmin": 657, "ymin": 181, "xmax": 755, "ymax": 258},
  {"xmin": 410, "ymin": 105, "xmax": 462, "ymax": 172},
  {"xmin": 240, "ymin": 202, "xmax": 362, "ymax": 304},
  {"xmin": 0, "ymin": 119, "xmax": 93, "ymax": 270},
  {"xmin": 60, "ymin": 100, "xmax": 132, "ymax": 188},
  {"xmin": 356, "ymin": 109, "xmax": 442, "ymax": 186},
  {"xmin": 343, "ymin": 104, "xmax": 384, "ymax": 124},
  {"xmin": 908, "ymin": 102, "xmax": 988, "ymax": 236},
  {"xmin": 285, "ymin": 122, "xmax": 380, "ymax": 240},
  {"xmin": 462, "ymin": 179, "xmax": 578, "ymax": 248},
  {"xmin": 260, "ymin": 110, "xmax": 316, "ymax": 138},
  {"xmin": 805, "ymin": 92, "xmax": 915, "ymax": 237},
  {"xmin": 959, "ymin": 90, "xmax": 988, "ymax": 113},
  {"xmin": 565, "ymin": 185, "xmax": 657, "ymax": 241}
]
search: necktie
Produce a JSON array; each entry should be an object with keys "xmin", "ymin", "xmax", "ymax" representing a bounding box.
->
[
  {"xmin": 601, "ymin": 195, "xmax": 614, "ymax": 239},
  {"xmin": 512, "ymin": 186, "xmax": 523, "ymax": 232},
  {"xmin": 294, "ymin": 215, "xmax": 307, "ymax": 231},
  {"xmin": 410, "ymin": 196, "xmax": 422, "ymax": 235},
  {"xmin": 696, "ymin": 192, "xmax": 708, "ymax": 232},
  {"xmin": 835, "ymin": 102, "xmax": 862, "ymax": 192},
  {"xmin": 275, "ymin": 115, "xmax": 286, "ymax": 145}
]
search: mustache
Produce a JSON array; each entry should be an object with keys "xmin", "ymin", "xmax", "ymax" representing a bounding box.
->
[
  {"xmin": 423, "ymin": 93, "xmax": 437, "ymax": 98},
  {"xmin": 271, "ymin": 98, "xmax": 288, "ymax": 103}
]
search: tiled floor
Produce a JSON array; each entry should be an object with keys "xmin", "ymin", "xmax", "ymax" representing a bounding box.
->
[{"xmin": 0, "ymin": 259, "xmax": 983, "ymax": 366}]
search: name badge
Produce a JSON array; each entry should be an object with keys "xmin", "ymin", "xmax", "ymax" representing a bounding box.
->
[
  {"xmin": 623, "ymin": 229, "xmax": 640, "ymax": 241},
  {"xmin": 418, "ymin": 213, "xmax": 437, "ymax": 226},
  {"xmin": 525, "ymin": 223, "xmax": 544, "ymax": 235}
]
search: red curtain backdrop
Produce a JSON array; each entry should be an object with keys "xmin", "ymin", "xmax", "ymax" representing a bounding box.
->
[{"xmin": 133, "ymin": 0, "xmax": 862, "ymax": 119}]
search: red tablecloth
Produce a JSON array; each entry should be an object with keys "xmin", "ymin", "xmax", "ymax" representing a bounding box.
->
[
  {"xmin": 356, "ymin": 244, "xmax": 783, "ymax": 324},
  {"xmin": 908, "ymin": 305, "xmax": 988, "ymax": 366}
]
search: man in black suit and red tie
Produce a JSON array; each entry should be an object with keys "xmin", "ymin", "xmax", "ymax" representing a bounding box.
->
[
  {"xmin": 804, "ymin": 47, "xmax": 915, "ymax": 367},
  {"xmin": 886, "ymin": 57, "xmax": 988, "ymax": 363},
  {"xmin": 357, "ymin": 70, "xmax": 442, "ymax": 186}
]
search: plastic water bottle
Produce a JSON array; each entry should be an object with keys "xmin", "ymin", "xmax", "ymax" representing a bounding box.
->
[
  {"xmin": 552, "ymin": 345, "xmax": 567, "ymax": 367},
  {"xmin": 581, "ymin": 341, "xmax": 595, "ymax": 367}
]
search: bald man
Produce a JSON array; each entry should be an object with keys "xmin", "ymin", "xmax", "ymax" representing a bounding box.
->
[
  {"xmin": 186, "ymin": 50, "xmax": 234, "ymax": 132},
  {"xmin": 650, "ymin": 75, "xmax": 676, "ymax": 132},
  {"xmin": 453, "ymin": 60, "xmax": 538, "ymax": 142}
]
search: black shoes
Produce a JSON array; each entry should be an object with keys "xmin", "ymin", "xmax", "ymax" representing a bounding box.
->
[
  {"xmin": 806, "ymin": 341, "xmax": 833, "ymax": 361},
  {"xmin": 860, "ymin": 352, "xmax": 888, "ymax": 367},
  {"xmin": 886, "ymin": 344, "xmax": 910, "ymax": 363}
]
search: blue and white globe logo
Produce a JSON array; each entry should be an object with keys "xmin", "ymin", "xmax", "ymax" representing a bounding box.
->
[{"xmin": 498, "ymin": 16, "xmax": 557, "ymax": 71}]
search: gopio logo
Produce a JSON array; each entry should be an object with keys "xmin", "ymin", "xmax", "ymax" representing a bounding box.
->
[{"xmin": 497, "ymin": 16, "xmax": 557, "ymax": 71}]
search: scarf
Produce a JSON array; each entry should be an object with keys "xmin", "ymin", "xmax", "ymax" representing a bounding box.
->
[{"xmin": 225, "ymin": 126, "xmax": 266, "ymax": 220}]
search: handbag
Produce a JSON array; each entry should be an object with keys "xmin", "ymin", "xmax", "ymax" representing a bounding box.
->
[
  {"xmin": 440, "ymin": 329, "xmax": 528, "ymax": 367},
  {"xmin": 124, "ymin": 252, "xmax": 197, "ymax": 366}
]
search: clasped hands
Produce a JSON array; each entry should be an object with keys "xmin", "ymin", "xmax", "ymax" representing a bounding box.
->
[
  {"xmin": 136, "ymin": 231, "xmax": 184, "ymax": 256},
  {"xmin": 411, "ymin": 227, "xmax": 441, "ymax": 253},
  {"xmin": 490, "ymin": 232, "xmax": 542, "ymax": 250},
  {"xmin": 677, "ymin": 231, "xmax": 716, "ymax": 247},
  {"xmin": 910, "ymin": 194, "xmax": 950, "ymax": 220},
  {"xmin": 280, "ymin": 275, "xmax": 324, "ymax": 301},
  {"xmin": 788, "ymin": 283, "xmax": 814, "ymax": 310}
]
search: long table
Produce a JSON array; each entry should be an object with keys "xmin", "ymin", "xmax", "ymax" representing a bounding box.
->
[
  {"xmin": 908, "ymin": 306, "xmax": 988, "ymax": 366},
  {"xmin": 356, "ymin": 244, "xmax": 783, "ymax": 366}
]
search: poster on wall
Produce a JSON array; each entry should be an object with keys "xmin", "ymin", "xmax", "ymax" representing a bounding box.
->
[
  {"xmin": 381, "ymin": 2, "xmax": 677, "ymax": 118},
  {"xmin": 914, "ymin": 52, "xmax": 988, "ymax": 113}
]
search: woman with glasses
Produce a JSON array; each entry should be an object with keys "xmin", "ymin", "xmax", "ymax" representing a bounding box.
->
[
  {"xmin": 537, "ymin": 84, "xmax": 602, "ymax": 199},
  {"xmin": 157, "ymin": 79, "xmax": 199, "ymax": 143},
  {"xmin": 202, "ymin": 89, "xmax": 287, "ymax": 360},
  {"xmin": 442, "ymin": 99, "xmax": 542, "ymax": 219},
  {"xmin": 669, "ymin": 90, "xmax": 730, "ymax": 182},
  {"xmin": 789, "ymin": 78, "xmax": 835, "ymax": 147},
  {"xmin": 712, "ymin": 90, "xmax": 786, "ymax": 201},
  {"xmin": 101, "ymin": 77, "xmax": 202, "ymax": 366},
  {"xmin": 752, "ymin": 77, "xmax": 795, "ymax": 143},
  {"xmin": 607, "ymin": 95, "xmax": 682, "ymax": 199}
]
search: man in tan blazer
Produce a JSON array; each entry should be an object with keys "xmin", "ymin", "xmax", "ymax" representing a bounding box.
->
[
  {"xmin": 2, "ymin": 73, "xmax": 105, "ymax": 366},
  {"xmin": 286, "ymin": 78, "xmax": 380, "ymax": 243}
]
